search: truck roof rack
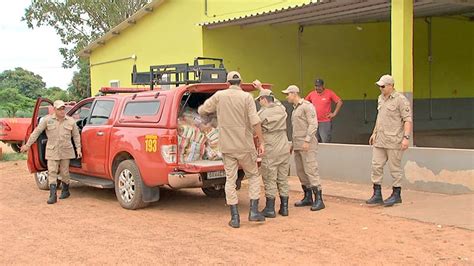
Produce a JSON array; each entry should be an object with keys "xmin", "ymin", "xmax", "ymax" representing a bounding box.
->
[{"xmin": 131, "ymin": 57, "xmax": 227, "ymax": 90}]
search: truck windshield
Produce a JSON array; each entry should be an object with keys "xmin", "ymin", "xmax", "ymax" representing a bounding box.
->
[{"xmin": 89, "ymin": 100, "xmax": 115, "ymax": 125}]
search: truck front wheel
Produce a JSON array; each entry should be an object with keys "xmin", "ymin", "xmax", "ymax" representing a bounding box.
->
[
  {"xmin": 34, "ymin": 171, "xmax": 61, "ymax": 190},
  {"xmin": 10, "ymin": 143, "xmax": 21, "ymax": 153},
  {"xmin": 34, "ymin": 171, "xmax": 49, "ymax": 190},
  {"xmin": 114, "ymin": 160, "xmax": 148, "ymax": 210}
]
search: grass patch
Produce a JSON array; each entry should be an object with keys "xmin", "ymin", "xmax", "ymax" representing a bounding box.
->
[{"xmin": 1, "ymin": 152, "xmax": 27, "ymax": 161}]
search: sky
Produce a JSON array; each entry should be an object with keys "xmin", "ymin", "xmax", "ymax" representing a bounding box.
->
[{"xmin": 0, "ymin": 0, "xmax": 76, "ymax": 89}]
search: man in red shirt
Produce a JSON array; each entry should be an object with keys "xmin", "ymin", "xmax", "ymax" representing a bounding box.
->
[{"xmin": 305, "ymin": 79, "xmax": 343, "ymax": 143}]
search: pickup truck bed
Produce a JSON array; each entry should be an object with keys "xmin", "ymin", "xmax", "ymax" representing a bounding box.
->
[{"xmin": 0, "ymin": 118, "xmax": 31, "ymax": 152}]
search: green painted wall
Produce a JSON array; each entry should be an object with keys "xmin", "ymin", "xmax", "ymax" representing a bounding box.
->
[{"xmin": 89, "ymin": 0, "xmax": 204, "ymax": 95}]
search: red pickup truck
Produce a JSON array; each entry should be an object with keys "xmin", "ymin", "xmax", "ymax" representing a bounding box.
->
[
  {"xmin": 0, "ymin": 104, "xmax": 76, "ymax": 152},
  {"xmin": 26, "ymin": 82, "xmax": 269, "ymax": 210}
]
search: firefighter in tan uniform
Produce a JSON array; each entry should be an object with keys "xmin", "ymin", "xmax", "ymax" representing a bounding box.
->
[
  {"xmin": 21, "ymin": 100, "xmax": 82, "ymax": 204},
  {"xmin": 367, "ymin": 75, "xmax": 412, "ymax": 207},
  {"xmin": 283, "ymin": 85, "xmax": 325, "ymax": 211},
  {"xmin": 255, "ymin": 88, "xmax": 291, "ymax": 218},
  {"xmin": 198, "ymin": 71, "xmax": 266, "ymax": 228}
]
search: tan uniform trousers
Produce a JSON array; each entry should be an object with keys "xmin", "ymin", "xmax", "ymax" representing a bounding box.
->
[
  {"xmin": 47, "ymin": 159, "xmax": 71, "ymax": 185},
  {"xmin": 223, "ymin": 152, "xmax": 260, "ymax": 205},
  {"xmin": 261, "ymin": 153, "xmax": 290, "ymax": 198},
  {"xmin": 371, "ymin": 147, "xmax": 403, "ymax": 187},
  {"xmin": 294, "ymin": 149, "xmax": 321, "ymax": 189}
]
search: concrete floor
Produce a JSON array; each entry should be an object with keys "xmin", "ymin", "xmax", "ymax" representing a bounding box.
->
[
  {"xmin": 414, "ymin": 128, "xmax": 474, "ymax": 149},
  {"xmin": 288, "ymin": 177, "xmax": 474, "ymax": 230}
]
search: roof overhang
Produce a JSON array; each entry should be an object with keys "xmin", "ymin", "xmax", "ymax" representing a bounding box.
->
[
  {"xmin": 199, "ymin": 0, "xmax": 474, "ymax": 29},
  {"xmin": 78, "ymin": 0, "xmax": 165, "ymax": 58}
]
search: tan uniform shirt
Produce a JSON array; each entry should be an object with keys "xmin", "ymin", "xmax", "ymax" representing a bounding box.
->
[
  {"xmin": 258, "ymin": 103, "xmax": 289, "ymax": 156},
  {"xmin": 198, "ymin": 85, "xmax": 260, "ymax": 154},
  {"xmin": 373, "ymin": 91, "xmax": 412, "ymax": 149},
  {"xmin": 26, "ymin": 114, "xmax": 81, "ymax": 160},
  {"xmin": 291, "ymin": 99, "xmax": 318, "ymax": 150}
]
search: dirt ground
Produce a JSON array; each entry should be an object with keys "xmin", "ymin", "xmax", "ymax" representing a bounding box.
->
[{"xmin": 0, "ymin": 159, "xmax": 473, "ymax": 265}]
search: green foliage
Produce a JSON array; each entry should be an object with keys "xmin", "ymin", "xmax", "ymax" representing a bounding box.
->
[
  {"xmin": 68, "ymin": 59, "xmax": 91, "ymax": 100},
  {"xmin": 40, "ymin": 86, "xmax": 73, "ymax": 101},
  {"xmin": 0, "ymin": 68, "xmax": 73, "ymax": 118},
  {"xmin": 0, "ymin": 152, "xmax": 27, "ymax": 162},
  {"xmin": 0, "ymin": 88, "xmax": 35, "ymax": 117},
  {"xmin": 23, "ymin": 0, "xmax": 150, "ymax": 68},
  {"xmin": 0, "ymin": 68, "xmax": 46, "ymax": 99},
  {"xmin": 0, "ymin": 68, "xmax": 74, "ymax": 112}
]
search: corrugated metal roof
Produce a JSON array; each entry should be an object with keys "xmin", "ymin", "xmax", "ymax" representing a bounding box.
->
[
  {"xmin": 198, "ymin": 0, "xmax": 319, "ymax": 27},
  {"xmin": 78, "ymin": 0, "xmax": 165, "ymax": 58},
  {"xmin": 199, "ymin": 0, "xmax": 474, "ymax": 29}
]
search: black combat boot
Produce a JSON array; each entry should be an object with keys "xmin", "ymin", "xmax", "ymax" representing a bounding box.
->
[
  {"xmin": 294, "ymin": 185, "xmax": 313, "ymax": 207},
  {"xmin": 311, "ymin": 187, "xmax": 325, "ymax": 211},
  {"xmin": 261, "ymin": 197, "xmax": 276, "ymax": 218},
  {"xmin": 228, "ymin": 205, "xmax": 240, "ymax": 228},
  {"xmin": 278, "ymin": 196, "xmax": 289, "ymax": 216},
  {"xmin": 248, "ymin": 199, "xmax": 266, "ymax": 222},
  {"xmin": 59, "ymin": 183, "xmax": 70, "ymax": 199},
  {"xmin": 47, "ymin": 184, "xmax": 57, "ymax": 204},
  {"xmin": 384, "ymin": 187, "xmax": 402, "ymax": 207},
  {"xmin": 366, "ymin": 184, "xmax": 384, "ymax": 205}
]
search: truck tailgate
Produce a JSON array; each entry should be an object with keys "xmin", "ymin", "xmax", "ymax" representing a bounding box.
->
[
  {"xmin": 178, "ymin": 158, "xmax": 262, "ymax": 174},
  {"xmin": 178, "ymin": 160, "xmax": 224, "ymax": 173}
]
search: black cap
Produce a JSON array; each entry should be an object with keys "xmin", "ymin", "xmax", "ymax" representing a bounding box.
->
[{"xmin": 315, "ymin": 78, "xmax": 324, "ymax": 86}]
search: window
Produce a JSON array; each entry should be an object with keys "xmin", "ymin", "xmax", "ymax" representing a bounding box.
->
[
  {"xmin": 38, "ymin": 105, "xmax": 50, "ymax": 117},
  {"xmin": 70, "ymin": 102, "xmax": 92, "ymax": 121},
  {"xmin": 123, "ymin": 101, "xmax": 160, "ymax": 116},
  {"xmin": 89, "ymin": 100, "xmax": 114, "ymax": 125}
]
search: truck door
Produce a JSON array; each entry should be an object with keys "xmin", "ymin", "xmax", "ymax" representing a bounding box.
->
[
  {"xmin": 79, "ymin": 99, "xmax": 115, "ymax": 178},
  {"xmin": 66, "ymin": 98, "xmax": 94, "ymax": 168},
  {"xmin": 26, "ymin": 98, "xmax": 53, "ymax": 173}
]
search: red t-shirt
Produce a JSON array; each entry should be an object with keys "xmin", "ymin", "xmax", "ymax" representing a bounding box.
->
[{"xmin": 305, "ymin": 88, "xmax": 341, "ymax": 122}]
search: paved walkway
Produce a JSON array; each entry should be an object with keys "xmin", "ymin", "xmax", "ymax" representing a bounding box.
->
[{"xmin": 287, "ymin": 177, "xmax": 474, "ymax": 230}]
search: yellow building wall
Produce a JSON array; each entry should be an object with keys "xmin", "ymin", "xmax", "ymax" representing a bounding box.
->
[
  {"xmin": 89, "ymin": 0, "xmax": 204, "ymax": 95},
  {"xmin": 413, "ymin": 17, "xmax": 474, "ymax": 99},
  {"xmin": 202, "ymin": 24, "xmax": 301, "ymax": 99},
  {"xmin": 88, "ymin": 0, "xmax": 312, "ymax": 95},
  {"xmin": 203, "ymin": 17, "xmax": 473, "ymax": 100},
  {"xmin": 300, "ymin": 21, "xmax": 391, "ymax": 100},
  {"xmin": 88, "ymin": 0, "xmax": 473, "ymax": 101}
]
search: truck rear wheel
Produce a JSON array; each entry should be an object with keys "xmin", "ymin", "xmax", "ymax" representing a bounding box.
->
[
  {"xmin": 202, "ymin": 187, "xmax": 226, "ymax": 198},
  {"xmin": 114, "ymin": 160, "xmax": 148, "ymax": 210}
]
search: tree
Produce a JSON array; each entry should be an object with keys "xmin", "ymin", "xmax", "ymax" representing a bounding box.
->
[
  {"xmin": 0, "ymin": 88, "xmax": 35, "ymax": 117},
  {"xmin": 0, "ymin": 68, "xmax": 46, "ymax": 99},
  {"xmin": 67, "ymin": 59, "xmax": 91, "ymax": 100},
  {"xmin": 23, "ymin": 0, "xmax": 151, "ymax": 68},
  {"xmin": 41, "ymin": 86, "xmax": 72, "ymax": 101}
]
